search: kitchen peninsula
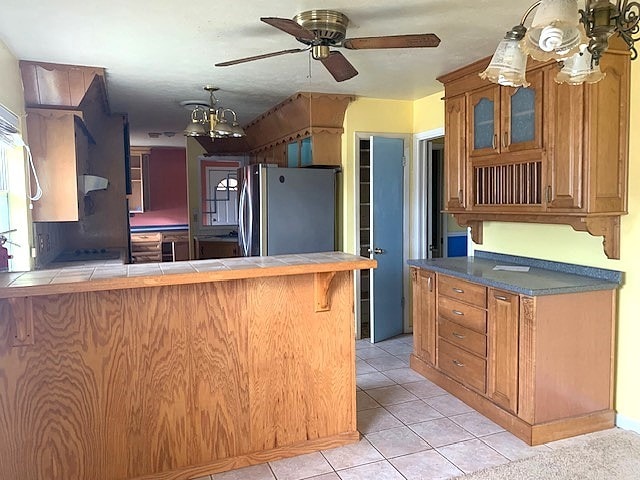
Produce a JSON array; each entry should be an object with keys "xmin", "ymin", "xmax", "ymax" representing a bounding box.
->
[{"xmin": 0, "ymin": 252, "xmax": 375, "ymax": 480}]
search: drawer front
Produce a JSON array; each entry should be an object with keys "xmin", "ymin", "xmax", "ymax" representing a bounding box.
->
[
  {"xmin": 438, "ymin": 296, "xmax": 487, "ymax": 333},
  {"xmin": 438, "ymin": 318, "xmax": 487, "ymax": 357},
  {"xmin": 438, "ymin": 339, "xmax": 486, "ymax": 393},
  {"xmin": 439, "ymin": 275, "xmax": 487, "ymax": 307}
]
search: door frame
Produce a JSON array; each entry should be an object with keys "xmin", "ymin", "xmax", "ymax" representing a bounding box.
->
[
  {"xmin": 412, "ymin": 128, "xmax": 448, "ymax": 260},
  {"xmin": 353, "ymin": 132, "xmax": 411, "ymax": 341}
]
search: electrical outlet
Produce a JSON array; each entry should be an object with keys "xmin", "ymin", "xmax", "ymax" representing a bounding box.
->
[
  {"xmin": 45, "ymin": 234, "xmax": 50, "ymax": 252},
  {"xmin": 37, "ymin": 234, "xmax": 44, "ymax": 253}
]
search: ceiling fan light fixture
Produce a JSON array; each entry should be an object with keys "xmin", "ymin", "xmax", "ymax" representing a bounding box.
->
[{"xmin": 312, "ymin": 45, "xmax": 331, "ymax": 60}]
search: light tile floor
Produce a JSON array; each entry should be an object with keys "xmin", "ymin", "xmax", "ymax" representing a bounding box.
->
[{"xmin": 193, "ymin": 334, "xmax": 592, "ymax": 480}]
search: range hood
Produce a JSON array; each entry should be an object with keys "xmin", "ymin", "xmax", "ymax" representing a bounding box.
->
[{"xmin": 81, "ymin": 174, "xmax": 108, "ymax": 194}]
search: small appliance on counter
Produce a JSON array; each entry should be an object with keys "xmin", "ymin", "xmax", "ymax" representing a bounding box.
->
[{"xmin": 238, "ymin": 164, "xmax": 336, "ymax": 256}]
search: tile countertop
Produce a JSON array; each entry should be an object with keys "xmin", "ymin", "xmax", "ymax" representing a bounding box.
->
[
  {"xmin": 408, "ymin": 251, "xmax": 622, "ymax": 296},
  {"xmin": 0, "ymin": 252, "xmax": 376, "ymax": 299}
]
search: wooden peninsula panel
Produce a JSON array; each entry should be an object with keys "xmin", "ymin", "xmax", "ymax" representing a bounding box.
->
[{"xmin": 0, "ymin": 253, "xmax": 373, "ymax": 480}]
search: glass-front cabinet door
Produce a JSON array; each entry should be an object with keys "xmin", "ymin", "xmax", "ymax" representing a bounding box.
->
[
  {"xmin": 468, "ymin": 85, "xmax": 500, "ymax": 157},
  {"xmin": 501, "ymin": 69, "xmax": 543, "ymax": 154}
]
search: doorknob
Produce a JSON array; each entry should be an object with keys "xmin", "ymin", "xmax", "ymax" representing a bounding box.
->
[{"xmin": 368, "ymin": 247, "xmax": 385, "ymax": 255}]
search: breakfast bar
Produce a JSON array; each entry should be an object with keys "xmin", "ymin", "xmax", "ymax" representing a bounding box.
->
[{"xmin": 0, "ymin": 252, "xmax": 375, "ymax": 480}]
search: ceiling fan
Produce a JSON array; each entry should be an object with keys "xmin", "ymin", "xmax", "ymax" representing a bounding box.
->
[{"xmin": 215, "ymin": 9, "xmax": 441, "ymax": 82}]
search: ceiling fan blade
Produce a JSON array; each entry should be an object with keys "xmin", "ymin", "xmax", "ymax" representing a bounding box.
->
[
  {"xmin": 261, "ymin": 17, "xmax": 316, "ymax": 41},
  {"xmin": 320, "ymin": 51, "xmax": 358, "ymax": 82},
  {"xmin": 215, "ymin": 48, "xmax": 306, "ymax": 67},
  {"xmin": 343, "ymin": 34, "xmax": 441, "ymax": 50}
]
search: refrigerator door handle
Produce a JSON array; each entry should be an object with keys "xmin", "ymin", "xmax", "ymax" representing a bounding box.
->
[
  {"xmin": 247, "ymin": 177, "xmax": 254, "ymax": 255},
  {"xmin": 239, "ymin": 178, "xmax": 249, "ymax": 256}
]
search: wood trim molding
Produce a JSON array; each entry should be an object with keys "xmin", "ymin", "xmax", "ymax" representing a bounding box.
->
[
  {"xmin": 451, "ymin": 213, "xmax": 622, "ymax": 259},
  {"xmin": 5, "ymin": 297, "xmax": 35, "ymax": 346},
  {"xmin": 315, "ymin": 271, "xmax": 337, "ymax": 312}
]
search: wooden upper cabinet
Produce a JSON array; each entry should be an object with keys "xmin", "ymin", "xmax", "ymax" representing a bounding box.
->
[
  {"xmin": 501, "ymin": 70, "xmax": 543, "ymax": 154},
  {"xmin": 444, "ymin": 95, "xmax": 467, "ymax": 210},
  {"xmin": 20, "ymin": 61, "xmax": 105, "ymax": 108},
  {"xmin": 26, "ymin": 109, "xmax": 93, "ymax": 222},
  {"xmin": 584, "ymin": 48, "xmax": 629, "ymax": 215},
  {"xmin": 468, "ymin": 71, "xmax": 543, "ymax": 158},
  {"xmin": 437, "ymin": 40, "xmax": 630, "ymax": 259},
  {"xmin": 468, "ymin": 85, "xmax": 501, "ymax": 157},
  {"xmin": 546, "ymin": 63, "xmax": 585, "ymax": 211}
]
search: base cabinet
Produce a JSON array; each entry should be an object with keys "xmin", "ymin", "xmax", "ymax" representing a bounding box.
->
[
  {"xmin": 410, "ymin": 268, "xmax": 616, "ymax": 445},
  {"xmin": 487, "ymin": 289, "xmax": 519, "ymax": 414},
  {"xmin": 411, "ymin": 268, "xmax": 436, "ymax": 365}
]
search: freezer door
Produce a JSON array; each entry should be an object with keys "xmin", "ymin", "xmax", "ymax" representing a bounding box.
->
[
  {"xmin": 238, "ymin": 164, "xmax": 273, "ymax": 256},
  {"xmin": 265, "ymin": 168, "xmax": 335, "ymax": 255}
]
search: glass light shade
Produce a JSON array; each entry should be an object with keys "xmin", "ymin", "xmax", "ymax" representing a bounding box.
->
[
  {"xmin": 213, "ymin": 119, "xmax": 234, "ymax": 137},
  {"xmin": 229, "ymin": 123, "xmax": 246, "ymax": 138},
  {"xmin": 183, "ymin": 119, "xmax": 208, "ymax": 137},
  {"xmin": 555, "ymin": 49, "xmax": 606, "ymax": 84},
  {"xmin": 479, "ymin": 37, "xmax": 530, "ymax": 87},
  {"xmin": 523, "ymin": 0, "xmax": 586, "ymax": 61}
]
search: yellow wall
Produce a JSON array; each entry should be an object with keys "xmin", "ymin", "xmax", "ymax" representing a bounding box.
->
[
  {"xmin": 0, "ymin": 39, "xmax": 31, "ymax": 271},
  {"xmin": 411, "ymin": 62, "xmax": 640, "ymax": 426},
  {"xmin": 341, "ymin": 98, "xmax": 413, "ymax": 253}
]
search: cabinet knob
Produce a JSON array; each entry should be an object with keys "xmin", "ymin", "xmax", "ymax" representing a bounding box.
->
[
  {"xmin": 452, "ymin": 287, "xmax": 464, "ymax": 294},
  {"xmin": 494, "ymin": 295, "xmax": 508, "ymax": 301},
  {"xmin": 452, "ymin": 310, "xmax": 464, "ymax": 316},
  {"xmin": 452, "ymin": 332, "xmax": 466, "ymax": 339},
  {"xmin": 452, "ymin": 359, "xmax": 465, "ymax": 367}
]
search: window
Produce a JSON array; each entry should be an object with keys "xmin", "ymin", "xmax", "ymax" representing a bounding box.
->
[
  {"xmin": 200, "ymin": 161, "xmax": 240, "ymax": 226},
  {"xmin": 0, "ymin": 105, "xmax": 32, "ymax": 272}
]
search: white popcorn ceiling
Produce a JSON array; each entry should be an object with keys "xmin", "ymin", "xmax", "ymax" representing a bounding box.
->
[{"xmin": 0, "ymin": 0, "xmax": 532, "ymax": 147}]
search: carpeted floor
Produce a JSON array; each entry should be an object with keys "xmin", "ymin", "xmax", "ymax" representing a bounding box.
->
[{"xmin": 457, "ymin": 428, "xmax": 640, "ymax": 480}]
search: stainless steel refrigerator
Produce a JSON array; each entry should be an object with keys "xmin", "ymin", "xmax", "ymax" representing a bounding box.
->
[{"xmin": 238, "ymin": 164, "xmax": 336, "ymax": 256}]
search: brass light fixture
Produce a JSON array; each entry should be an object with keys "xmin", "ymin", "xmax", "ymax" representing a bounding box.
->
[
  {"xmin": 481, "ymin": 0, "xmax": 639, "ymax": 87},
  {"xmin": 182, "ymin": 86, "xmax": 246, "ymax": 138}
]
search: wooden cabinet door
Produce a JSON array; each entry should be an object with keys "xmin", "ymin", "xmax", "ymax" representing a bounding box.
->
[
  {"xmin": 501, "ymin": 69, "xmax": 543, "ymax": 154},
  {"xmin": 27, "ymin": 109, "xmax": 88, "ymax": 222},
  {"xmin": 584, "ymin": 49, "xmax": 630, "ymax": 214},
  {"xmin": 487, "ymin": 288, "xmax": 519, "ymax": 413},
  {"xmin": 546, "ymin": 65, "xmax": 585, "ymax": 211},
  {"xmin": 468, "ymin": 85, "xmax": 500, "ymax": 157},
  {"xmin": 444, "ymin": 95, "xmax": 467, "ymax": 210},
  {"xmin": 412, "ymin": 268, "xmax": 437, "ymax": 365}
]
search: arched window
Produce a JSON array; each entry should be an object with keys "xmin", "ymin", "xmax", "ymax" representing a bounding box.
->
[{"xmin": 216, "ymin": 177, "xmax": 238, "ymax": 191}]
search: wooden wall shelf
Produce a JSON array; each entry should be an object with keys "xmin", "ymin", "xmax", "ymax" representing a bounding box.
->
[{"xmin": 196, "ymin": 92, "xmax": 354, "ymax": 167}]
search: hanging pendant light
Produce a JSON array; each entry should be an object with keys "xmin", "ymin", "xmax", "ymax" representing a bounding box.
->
[
  {"xmin": 480, "ymin": 25, "xmax": 530, "ymax": 87},
  {"xmin": 182, "ymin": 86, "xmax": 246, "ymax": 139}
]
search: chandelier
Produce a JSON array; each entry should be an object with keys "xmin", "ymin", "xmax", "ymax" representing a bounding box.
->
[
  {"xmin": 183, "ymin": 86, "xmax": 246, "ymax": 138},
  {"xmin": 480, "ymin": 0, "xmax": 639, "ymax": 87}
]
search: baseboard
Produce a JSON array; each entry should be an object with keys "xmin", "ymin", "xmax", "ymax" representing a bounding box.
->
[{"xmin": 616, "ymin": 414, "xmax": 640, "ymax": 434}]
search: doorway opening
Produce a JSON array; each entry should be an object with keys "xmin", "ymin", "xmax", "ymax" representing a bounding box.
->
[
  {"xmin": 358, "ymin": 138, "xmax": 372, "ymax": 339},
  {"xmin": 355, "ymin": 134, "xmax": 410, "ymax": 342}
]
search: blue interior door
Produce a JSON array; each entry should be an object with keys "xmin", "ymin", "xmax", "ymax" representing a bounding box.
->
[{"xmin": 371, "ymin": 136, "xmax": 404, "ymax": 343}]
